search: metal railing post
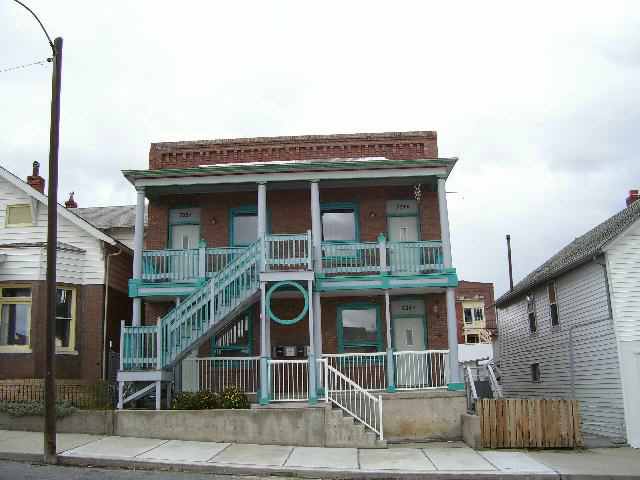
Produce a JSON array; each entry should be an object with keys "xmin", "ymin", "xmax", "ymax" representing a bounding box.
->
[
  {"xmin": 378, "ymin": 233, "xmax": 388, "ymax": 274},
  {"xmin": 198, "ymin": 239, "xmax": 207, "ymax": 278}
]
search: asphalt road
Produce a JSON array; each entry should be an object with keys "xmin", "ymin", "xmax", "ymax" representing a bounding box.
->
[{"xmin": 0, "ymin": 461, "xmax": 290, "ymax": 480}]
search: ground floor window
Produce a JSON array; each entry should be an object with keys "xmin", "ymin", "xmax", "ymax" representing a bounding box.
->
[
  {"xmin": 55, "ymin": 287, "xmax": 76, "ymax": 351},
  {"xmin": 337, "ymin": 304, "xmax": 382, "ymax": 353},
  {"xmin": 0, "ymin": 286, "xmax": 32, "ymax": 351},
  {"xmin": 465, "ymin": 334, "xmax": 479, "ymax": 344}
]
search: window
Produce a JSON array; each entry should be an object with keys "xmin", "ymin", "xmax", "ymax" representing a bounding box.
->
[
  {"xmin": 462, "ymin": 301, "xmax": 484, "ymax": 324},
  {"xmin": 321, "ymin": 204, "xmax": 358, "ymax": 241},
  {"xmin": 230, "ymin": 206, "xmax": 258, "ymax": 246},
  {"xmin": 338, "ymin": 304, "xmax": 381, "ymax": 353},
  {"xmin": 527, "ymin": 295, "xmax": 537, "ymax": 333},
  {"xmin": 6, "ymin": 204, "xmax": 33, "ymax": 226},
  {"xmin": 55, "ymin": 287, "xmax": 76, "ymax": 351},
  {"xmin": 548, "ymin": 282, "xmax": 559, "ymax": 327},
  {"xmin": 464, "ymin": 308, "xmax": 473, "ymax": 324},
  {"xmin": 0, "ymin": 286, "xmax": 32, "ymax": 351},
  {"xmin": 466, "ymin": 334, "xmax": 479, "ymax": 344},
  {"xmin": 474, "ymin": 307, "xmax": 484, "ymax": 322},
  {"xmin": 531, "ymin": 363, "xmax": 541, "ymax": 382}
]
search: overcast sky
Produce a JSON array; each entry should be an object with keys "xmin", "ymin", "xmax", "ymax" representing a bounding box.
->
[{"xmin": 2, "ymin": 1, "xmax": 639, "ymax": 296}]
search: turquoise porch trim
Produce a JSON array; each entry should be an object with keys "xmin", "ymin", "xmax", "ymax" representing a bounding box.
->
[
  {"xmin": 128, "ymin": 278, "xmax": 206, "ymax": 298},
  {"xmin": 266, "ymin": 281, "xmax": 309, "ymax": 325},
  {"xmin": 447, "ymin": 383, "xmax": 465, "ymax": 391},
  {"xmin": 316, "ymin": 269, "xmax": 458, "ymax": 292}
]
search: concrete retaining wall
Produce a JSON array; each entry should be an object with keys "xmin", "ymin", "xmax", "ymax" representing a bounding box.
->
[
  {"xmin": 0, "ymin": 391, "xmax": 466, "ymax": 446},
  {"xmin": 461, "ymin": 413, "xmax": 481, "ymax": 449},
  {"xmin": 381, "ymin": 390, "xmax": 466, "ymax": 441}
]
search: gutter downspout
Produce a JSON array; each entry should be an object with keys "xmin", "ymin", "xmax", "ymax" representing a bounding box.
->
[{"xmin": 103, "ymin": 245, "xmax": 123, "ymax": 380}]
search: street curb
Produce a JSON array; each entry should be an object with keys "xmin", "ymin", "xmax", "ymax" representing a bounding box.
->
[{"xmin": 57, "ymin": 454, "xmax": 562, "ymax": 479}]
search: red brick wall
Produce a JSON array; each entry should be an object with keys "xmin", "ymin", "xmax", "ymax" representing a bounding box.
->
[
  {"xmin": 0, "ymin": 282, "xmax": 105, "ymax": 382},
  {"xmin": 149, "ymin": 131, "xmax": 438, "ymax": 170},
  {"xmin": 146, "ymin": 185, "xmax": 440, "ymax": 250}
]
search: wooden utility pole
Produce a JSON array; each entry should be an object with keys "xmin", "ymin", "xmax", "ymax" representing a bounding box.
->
[{"xmin": 44, "ymin": 36, "xmax": 63, "ymax": 464}]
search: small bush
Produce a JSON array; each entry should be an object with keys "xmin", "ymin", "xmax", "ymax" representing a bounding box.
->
[
  {"xmin": 171, "ymin": 391, "xmax": 221, "ymax": 410},
  {"xmin": 220, "ymin": 387, "xmax": 250, "ymax": 409},
  {"xmin": 0, "ymin": 400, "xmax": 76, "ymax": 418},
  {"xmin": 171, "ymin": 388, "xmax": 249, "ymax": 410}
]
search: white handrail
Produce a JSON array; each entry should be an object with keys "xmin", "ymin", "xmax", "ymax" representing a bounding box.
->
[
  {"xmin": 325, "ymin": 363, "xmax": 383, "ymax": 440},
  {"xmin": 486, "ymin": 362, "xmax": 503, "ymax": 398}
]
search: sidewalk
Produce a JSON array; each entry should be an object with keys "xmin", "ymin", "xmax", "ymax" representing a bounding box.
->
[{"xmin": 1, "ymin": 429, "xmax": 639, "ymax": 479}]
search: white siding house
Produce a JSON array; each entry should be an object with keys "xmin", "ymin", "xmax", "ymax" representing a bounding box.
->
[{"xmin": 496, "ymin": 198, "xmax": 640, "ymax": 447}]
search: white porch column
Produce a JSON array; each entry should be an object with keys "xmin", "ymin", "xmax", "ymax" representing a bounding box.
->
[
  {"xmin": 437, "ymin": 177, "xmax": 461, "ymax": 386},
  {"xmin": 384, "ymin": 290, "xmax": 396, "ymax": 391},
  {"xmin": 310, "ymin": 181, "xmax": 323, "ymax": 362},
  {"xmin": 132, "ymin": 187, "xmax": 145, "ymax": 326},
  {"xmin": 259, "ymin": 282, "xmax": 270, "ymax": 404},
  {"xmin": 307, "ymin": 279, "xmax": 318, "ymax": 403}
]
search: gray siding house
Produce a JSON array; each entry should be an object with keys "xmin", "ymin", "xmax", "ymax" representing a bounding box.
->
[{"xmin": 496, "ymin": 194, "xmax": 640, "ymax": 447}]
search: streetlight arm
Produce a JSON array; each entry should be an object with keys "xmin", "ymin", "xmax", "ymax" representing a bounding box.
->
[{"xmin": 12, "ymin": 0, "xmax": 55, "ymax": 53}]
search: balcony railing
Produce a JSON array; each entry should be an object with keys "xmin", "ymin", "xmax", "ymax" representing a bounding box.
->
[{"xmin": 139, "ymin": 235, "xmax": 444, "ymax": 283}]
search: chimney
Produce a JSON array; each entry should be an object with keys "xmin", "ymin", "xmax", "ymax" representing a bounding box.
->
[
  {"xmin": 626, "ymin": 190, "xmax": 639, "ymax": 207},
  {"xmin": 27, "ymin": 161, "xmax": 45, "ymax": 193},
  {"xmin": 64, "ymin": 192, "xmax": 78, "ymax": 209}
]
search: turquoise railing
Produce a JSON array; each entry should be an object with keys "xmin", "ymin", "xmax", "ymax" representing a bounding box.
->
[
  {"xmin": 264, "ymin": 232, "xmax": 312, "ymax": 271},
  {"xmin": 206, "ymin": 247, "xmax": 247, "ymax": 277},
  {"xmin": 387, "ymin": 241, "xmax": 443, "ymax": 274},
  {"xmin": 320, "ymin": 239, "xmax": 443, "ymax": 276},
  {"xmin": 142, "ymin": 248, "xmax": 199, "ymax": 282},
  {"xmin": 121, "ymin": 324, "xmax": 158, "ymax": 370}
]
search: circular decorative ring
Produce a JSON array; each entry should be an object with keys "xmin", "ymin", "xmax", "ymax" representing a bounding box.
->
[{"xmin": 266, "ymin": 281, "xmax": 309, "ymax": 325}]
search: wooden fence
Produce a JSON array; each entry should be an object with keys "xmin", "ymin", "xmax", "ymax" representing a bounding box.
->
[{"xmin": 478, "ymin": 399, "xmax": 583, "ymax": 448}]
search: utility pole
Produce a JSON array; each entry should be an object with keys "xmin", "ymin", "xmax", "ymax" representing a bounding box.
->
[
  {"xmin": 44, "ymin": 36, "xmax": 63, "ymax": 465},
  {"xmin": 11, "ymin": 0, "xmax": 62, "ymax": 464}
]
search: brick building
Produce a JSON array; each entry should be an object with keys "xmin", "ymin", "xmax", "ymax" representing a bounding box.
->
[
  {"xmin": 119, "ymin": 131, "xmax": 462, "ymax": 416},
  {"xmin": 0, "ymin": 163, "xmax": 133, "ymax": 384},
  {"xmin": 455, "ymin": 280, "xmax": 497, "ymax": 344}
]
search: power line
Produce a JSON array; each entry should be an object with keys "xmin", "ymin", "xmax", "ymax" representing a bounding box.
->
[{"xmin": 0, "ymin": 57, "xmax": 51, "ymax": 74}]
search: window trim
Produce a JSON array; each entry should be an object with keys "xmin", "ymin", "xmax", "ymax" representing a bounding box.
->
[
  {"xmin": 336, "ymin": 302, "xmax": 383, "ymax": 353},
  {"xmin": 229, "ymin": 205, "xmax": 271, "ymax": 247},
  {"xmin": 5, "ymin": 204, "xmax": 33, "ymax": 227},
  {"xmin": 0, "ymin": 284, "xmax": 32, "ymax": 353},
  {"xmin": 320, "ymin": 202, "xmax": 360, "ymax": 243},
  {"xmin": 55, "ymin": 286, "xmax": 77, "ymax": 353}
]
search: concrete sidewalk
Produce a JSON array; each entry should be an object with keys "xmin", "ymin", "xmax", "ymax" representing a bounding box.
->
[{"xmin": 1, "ymin": 430, "xmax": 639, "ymax": 479}]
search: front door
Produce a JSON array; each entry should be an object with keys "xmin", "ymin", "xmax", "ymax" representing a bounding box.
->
[
  {"xmin": 387, "ymin": 200, "xmax": 419, "ymax": 273},
  {"xmin": 170, "ymin": 224, "xmax": 200, "ymax": 249},
  {"xmin": 391, "ymin": 299, "xmax": 427, "ymax": 387}
]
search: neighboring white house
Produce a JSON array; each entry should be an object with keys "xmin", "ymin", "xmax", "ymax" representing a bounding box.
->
[
  {"xmin": 0, "ymin": 162, "xmax": 134, "ymax": 383},
  {"xmin": 495, "ymin": 192, "xmax": 640, "ymax": 447}
]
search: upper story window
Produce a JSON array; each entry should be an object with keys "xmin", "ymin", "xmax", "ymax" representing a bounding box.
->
[
  {"xmin": 338, "ymin": 304, "xmax": 381, "ymax": 353},
  {"xmin": 527, "ymin": 294, "xmax": 537, "ymax": 333},
  {"xmin": 6, "ymin": 204, "xmax": 33, "ymax": 226},
  {"xmin": 321, "ymin": 203, "xmax": 358, "ymax": 242},
  {"xmin": 230, "ymin": 206, "xmax": 258, "ymax": 246},
  {"xmin": 548, "ymin": 282, "xmax": 560, "ymax": 327},
  {"xmin": 462, "ymin": 301, "xmax": 485, "ymax": 325},
  {"xmin": 0, "ymin": 286, "xmax": 32, "ymax": 352}
]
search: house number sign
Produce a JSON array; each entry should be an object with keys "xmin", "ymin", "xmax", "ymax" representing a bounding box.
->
[
  {"xmin": 169, "ymin": 208, "xmax": 201, "ymax": 225},
  {"xmin": 391, "ymin": 299, "xmax": 425, "ymax": 317},
  {"xmin": 386, "ymin": 200, "xmax": 418, "ymax": 216}
]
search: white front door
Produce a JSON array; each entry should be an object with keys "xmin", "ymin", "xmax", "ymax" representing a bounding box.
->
[
  {"xmin": 170, "ymin": 224, "xmax": 200, "ymax": 249},
  {"xmin": 388, "ymin": 216, "xmax": 419, "ymax": 273},
  {"xmin": 393, "ymin": 315, "xmax": 427, "ymax": 387}
]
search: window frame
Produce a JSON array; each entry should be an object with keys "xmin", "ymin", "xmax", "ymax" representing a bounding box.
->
[
  {"xmin": 0, "ymin": 285, "xmax": 32, "ymax": 353},
  {"xmin": 55, "ymin": 286, "xmax": 77, "ymax": 353},
  {"xmin": 548, "ymin": 282, "xmax": 560, "ymax": 327},
  {"xmin": 320, "ymin": 202, "xmax": 360, "ymax": 243},
  {"xmin": 463, "ymin": 308, "xmax": 473, "ymax": 324},
  {"xmin": 229, "ymin": 205, "xmax": 271, "ymax": 247},
  {"xmin": 527, "ymin": 294, "xmax": 537, "ymax": 333},
  {"xmin": 167, "ymin": 207, "xmax": 202, "ymax": 250},
  {"xmin": 336, "ymin": 303, "xmax": 383, "ymax": 353},
  {"xmin": 5, "ymin": 204, "xmax": 33, "ymax": 227}
]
